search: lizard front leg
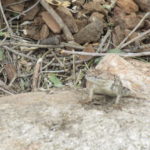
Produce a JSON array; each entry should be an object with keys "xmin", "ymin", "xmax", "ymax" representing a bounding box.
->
[
  {"xmin": 115, "ymin": 94, "xmax": 121, "ymax": 104},
  {"xmin": 88, "ymin": 84, "xmax": 95, "ymax": 102}
]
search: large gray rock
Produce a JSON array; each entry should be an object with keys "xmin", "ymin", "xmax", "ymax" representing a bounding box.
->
[{"xmin": 0, "ymin": 89, "xmax": 150, "ymax": 150}]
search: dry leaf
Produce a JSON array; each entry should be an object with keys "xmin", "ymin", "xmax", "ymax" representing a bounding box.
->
[{"xmin": 4, "ymin": 63, "xmax": 17, "ymax": 81}]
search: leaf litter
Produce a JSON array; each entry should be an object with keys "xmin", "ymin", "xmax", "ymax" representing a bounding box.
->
[{"xmin": 0, "ymin": 0, "xmax": 150, "ymax": 95}]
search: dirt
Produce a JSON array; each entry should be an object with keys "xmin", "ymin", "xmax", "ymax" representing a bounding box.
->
[{"xmin": 0, "ymin": 89, "xmax": 150, "ymax": 150}]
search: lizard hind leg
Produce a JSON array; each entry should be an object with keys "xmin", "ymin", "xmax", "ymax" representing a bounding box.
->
[
  {"xmin": 115, "ymin": 95, "xmax": 121, "ymax": 104},
  {"xmin": 88, "ymin": 85, "xmax": 94, "ymax": 102}
]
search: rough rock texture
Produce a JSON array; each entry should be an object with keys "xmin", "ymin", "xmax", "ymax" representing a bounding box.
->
[
  {"xmin": 74, "ymin": 20, "xmax": 103, "ymax": 44},
  {"xmin": 134, "ymin": 0, "xmax": 150, "ymax": 11},
  {"xmin": 0, "ymin": 89, "xmax": 150, "ymax": 150},
  {"xmin": 117, "ymin": 0, "xmax": 139, "ymax": 13}
]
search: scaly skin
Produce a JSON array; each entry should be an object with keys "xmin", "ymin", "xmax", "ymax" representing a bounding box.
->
[{"xmin": 86, "ymin": 69, "xmax": 131, "ymax": 104}]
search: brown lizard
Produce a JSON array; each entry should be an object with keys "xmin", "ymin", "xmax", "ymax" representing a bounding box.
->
[{"xmin": 86, "ymin": 69, "xmax": 131, "ymax": 104}]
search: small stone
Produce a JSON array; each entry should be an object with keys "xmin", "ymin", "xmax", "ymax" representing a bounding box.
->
[
  {"xmin": 56, "ymin": 6, "xmax": 78, "ymax": 33},
  {"xmin": 74, "ymin": 20, "xmax": 103, "ymax": 44},
  {"xmin": 117, "ymin": 0, "xmax": 139, "ymax": 14},
  {"xmin": 41, "ymin": 11, "xmax": 61, "ymax": 33},
  {"xmin": 134, "ymin": 0, "xmax": 150, "ymax": 11}
]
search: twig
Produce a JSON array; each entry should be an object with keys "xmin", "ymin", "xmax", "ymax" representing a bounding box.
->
[
  {"xmin": 3, "ymin": 46, "xmax": 87, "ymax": 66},
  {"xmin": 40, "ymin": 0, "xmax": 74, "ymax": 41},
  {"xmin": 3, "ymin": 46, "xmax": 38, "ymax": 61},
  {"xmin": 0, "ymin": 80, "xmax": 15, "ymax": 95},
  {"xmin": 32, "ymin": 58, "xmax": 43, "ymax": 91},
  {"xmin": 0, "ymin": 87, "xmax": 14, "ymax": 95},
  {"xmin": 61, "ymin": 42, "xmax": 84, "ymax": 49},
  {"xmin": 8, "ymin": 75, "xmax": 17, "ymax": 87},
  {"xmin": 0, "ymin": 0, "xmax": 13, "ymax": 34},
  {"xmin": 0, "ymin": 33, "xmax": 8, "ymax": 45},
  {"xmin": 117, "ymin": 12, "xmax": 150, "ymax": 49},
  {"xmin": 5, "ymin": 8, "xmax": 21, "ymax": 14},
  {"xmin": 137, "ymin": 43, "xmax": 150, "ymax": 49},
  {"xmin": 42, "ymin": 58, "xmax": 55, "ymax": 70},
  {"xmin": 103, "ymin": 36, "xmax": 111, "ymax": 52},
  {"xmin": 97, "ymin": 30, "xmax": 111, "ymax": 52},
  {"xmin": 72, "ymin": 50, "xmax": 76, "ymax": 83},
  {"xmin": 61, "ymin": 49, "xmax": 150, "ymax": 57},
  {"xmin": 121, "ymin": 29, "xmax": 150, "ymax": 49},
  {"xmin": 0, "ymin": 41, "xmax": 62, "ymax": 48},
  {"xmin": 51, "ymin": 51, "xmax": 64, "ymax": 67},
  {"xmin": 41, "ymin": 70, "xmax": 67, "ymax": 73},
  {"xmin": 0, "ymin": 41, "xmax": 84, "ymax": 50}
]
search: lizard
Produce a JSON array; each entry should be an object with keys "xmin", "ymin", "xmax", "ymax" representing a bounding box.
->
[{"xmin": 86, "ymin": 69, "xmax": 131, "ymax": 104}]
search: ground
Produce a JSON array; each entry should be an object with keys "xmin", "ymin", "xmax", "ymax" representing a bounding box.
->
[{"xmin": 0, "ymin": 89, "xmax": 150, "ymax": 150}]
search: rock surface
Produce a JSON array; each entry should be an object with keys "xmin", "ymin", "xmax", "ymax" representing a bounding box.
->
[
  {"xmin": 134, "ymin": 0, "xmax": 150, "ymax": 11},
  {"xmin": 74, "ymin": 20, "xmax": 103, "ymax": 44},
  {"xmin": 0, "ymin": 89, "xmax": 150, "ymax": 150}
]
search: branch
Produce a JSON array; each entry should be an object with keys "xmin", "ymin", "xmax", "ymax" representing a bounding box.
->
[
  {"xmin": 61, "ymin": 50, "xmax": 150, "ymax": 57},
  {"xmin": 117, "ymin": 12, "xmax": 150, "ymax": 49}
]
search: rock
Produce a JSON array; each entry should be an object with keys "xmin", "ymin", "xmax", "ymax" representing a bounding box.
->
[
  {"xmin": 112, "ymin": 25, "xmax": 125, "ymax": 46},
  {"xmin": 24, "ymin": 25, "xmax": 41, "ymax": 40},
  {"xmin": 40, "ymin": 24, "xmax": 49, "ymax": 40},
  {"xmin": 123, "ymin": 13, "xmax": 142, "ymax": 29},
  {"xmin": 134, "ymin": 0, "xmax": 150, "ymax": 11},
  {"xmin": 89, "ymin": 12, "xmax": 104, "ymax": 23},
  {"xmin": 23, "ymin": 5, "xmax": 40, "ymax": 21},
  {"xmin": 75, "ymin": 19, "xmax": 88, "ymax": 31},
  {"xmin": 113, "ymin": 8, "xmax": 143, "ymax": 30},
  {"xmin": 83, "ymin": 1, "xmax": 107, "ymax": 14},
  {"xmin": 39, "ymin": 36, "xmax": 60, "ymax": 45},
  {"xmin": 3, "ymin": 0, "xmax": 25, "ymax": 12},
  {"xmin": 95, "ymin": 54, "xmax": 150, "ymax": 100},
  {"xmin": 117, "ymin": 0, "xmax": 139, "ymax": 14},
  {"xmin": 78, "ymin": 44, "xmax": 95, "ymax": 61},
  {"xmin": 0, "ymin": 89, "xmax": 150, "ymax": 150},
  {"xmin": 41, "ymin": 11, "xmax": 61, "ymax": 34},
  {"xmin": 74, "ymin": 20, "xmax": 103, "ymax": 44},
  {"xmin": 56, "ymin": 6, "xmax": 78, "ymax": 33}
]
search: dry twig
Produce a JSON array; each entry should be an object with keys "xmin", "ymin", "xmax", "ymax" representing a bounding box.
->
[
  {"xmin": 61, "ymin": 50, "xmax": 150, "ymax": 57},
  {"xmin": 121, "ymin": 29, "xmax": 150, "ymax": 49},
  {"xmin": 117, "ymin": 12, "xmax": 150, "ymax": 49},
  {"xmin": 97, "ymin": 30, "xmax": 111, "ymax": 52},
  {"xmin": 3, "ymin": 46, "xmax": 38, "ymax": 61},
  {"xmin": 0, "ymin": 41, "xmax": 84, "ymax": 50},
  {"xmin": 0, "ymin": 0, "xmax": 13, "ymax": 34},
  {"xmin": 0, "ymin": 87, "xmax": 14, "ymax": 95},
  {"xmin": 40, "ymin": 0, "xmax": 74, "ymax": 41},
  {"xmin": 32, "ymin": 58, "xmax": 43, "ymax": 91}
]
